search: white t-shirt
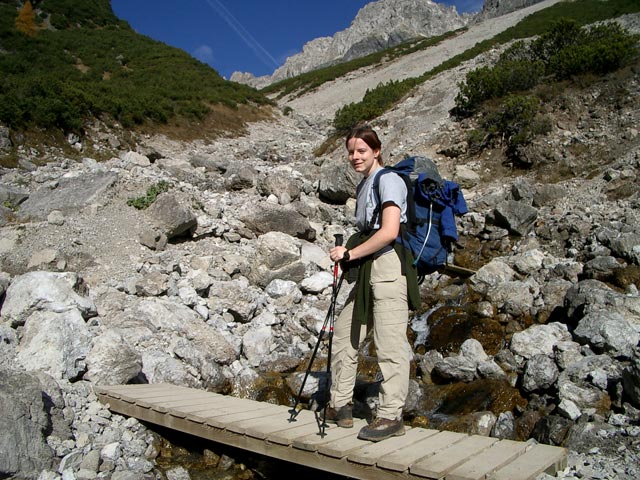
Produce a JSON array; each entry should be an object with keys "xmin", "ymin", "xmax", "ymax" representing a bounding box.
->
[{"xmin": 355, "ymin": 168, "xmax": 407, "ymax": 231}]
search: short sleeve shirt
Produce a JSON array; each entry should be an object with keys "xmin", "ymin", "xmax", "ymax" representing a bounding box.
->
[{"xmin": 355, "ymin": 168, "xmax": 407, "ymax": 231}]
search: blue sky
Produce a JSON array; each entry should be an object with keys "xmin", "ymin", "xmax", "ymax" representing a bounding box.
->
[{"xmin": 111, "ymin": 0, "xmax": 484, "ymax": 80}]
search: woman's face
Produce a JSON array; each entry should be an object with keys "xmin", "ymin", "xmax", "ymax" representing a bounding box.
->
[{"xmin": 346, "ymin": 137, "xmax": 380, "ymax": 177}]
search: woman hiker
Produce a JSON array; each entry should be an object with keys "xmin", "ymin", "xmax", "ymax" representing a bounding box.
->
[{"xmin": 326, "ymin": 125, "xmax": 420, "ymax": 442}]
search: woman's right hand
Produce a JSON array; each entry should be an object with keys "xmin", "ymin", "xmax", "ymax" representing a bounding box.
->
[{"xmin": 330, "ymin": 246, "xmax": 348, "ymax": 263}]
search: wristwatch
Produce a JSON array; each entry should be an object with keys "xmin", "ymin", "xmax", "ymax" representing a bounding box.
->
[{"xmin": 342, "ymin": 250, "xmax": 350, "ymax": 262}]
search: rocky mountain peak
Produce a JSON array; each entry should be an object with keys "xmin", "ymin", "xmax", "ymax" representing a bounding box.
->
[{"xmin": 231, "ymin": 0, "xmax": 468, "ymax": 88}]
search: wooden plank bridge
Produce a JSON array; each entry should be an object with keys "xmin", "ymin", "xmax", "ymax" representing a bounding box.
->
[{"xmin": 95, "ymin": 383, "xmax": 567, "ymax": 480}]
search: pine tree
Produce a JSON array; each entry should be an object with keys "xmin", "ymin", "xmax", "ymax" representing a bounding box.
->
[{"xmin": 16, "ymin": 1, "xmax": 37, "ymax": 37}]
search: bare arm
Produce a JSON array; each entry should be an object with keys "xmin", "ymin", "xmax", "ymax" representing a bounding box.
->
[{"xmin": 330, "ymin": 202, "xmax": 400, "ymax": 262}]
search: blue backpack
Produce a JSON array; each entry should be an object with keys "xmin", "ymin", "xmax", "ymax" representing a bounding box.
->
[{"xmin": 372, "ymin": 156, "xmax": 468, "ymax": 279}]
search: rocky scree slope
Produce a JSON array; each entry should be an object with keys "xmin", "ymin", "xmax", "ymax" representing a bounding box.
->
[
  {"xmin": 0, "ymin": 9, "xmax": 640, "ymax": 480},
  {"xmin": 279, "ymin": 0, "xmax": 564, "ymax": 124}
]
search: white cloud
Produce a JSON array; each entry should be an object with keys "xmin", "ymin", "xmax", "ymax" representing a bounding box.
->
[{"xmin": 193, "ymin": 44, "xmax": 214, "ymax": 65}]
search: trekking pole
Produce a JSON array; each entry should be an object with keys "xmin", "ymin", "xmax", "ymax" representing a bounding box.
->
[
  {"xmin": 319, "ymin": 233, "xmax": 343, "ymax": 436},
  {"xmin": 288, "ymin": 234, "xmax": 344, "ymax": 424}
]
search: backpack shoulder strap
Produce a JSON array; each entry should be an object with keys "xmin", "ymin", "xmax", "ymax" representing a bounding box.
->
[
  {"xmin": 368, "ymin": 168, "xmax": 390, "ymax": 231},
  {"xmin": 370, "ymin": 167, "xmax": 415, "ymax": 233}
]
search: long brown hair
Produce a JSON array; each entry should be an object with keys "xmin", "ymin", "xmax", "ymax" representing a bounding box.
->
[{"xmin": 345, "ymin": 125, "xmax": 383, "ymax": 165}]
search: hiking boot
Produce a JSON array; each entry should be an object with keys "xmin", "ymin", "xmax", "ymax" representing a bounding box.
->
[
  {"xmin": 357, "ymin": 417, "xmax": 405, "ymax": 442},
  {"xmin": 323, "ymin": 404, "xmax": 353, "ymax": 428}
]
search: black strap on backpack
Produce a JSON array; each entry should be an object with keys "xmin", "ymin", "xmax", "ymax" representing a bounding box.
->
[
  {"xmin": 368, "ymin": 168, "xmax": 416, "ymax": 233},
  {"xmin": 364, "ymin": 169, "xmax": 418, "ymax": 277}
]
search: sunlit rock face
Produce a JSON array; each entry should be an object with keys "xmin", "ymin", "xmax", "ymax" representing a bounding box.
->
[
  {"xmin": 233, "ymin": 0, "xmax": 468, "ymax": 87},
  {"xmin": 476, "ymin": 0, "xmax": 547, "ymax": 21}
]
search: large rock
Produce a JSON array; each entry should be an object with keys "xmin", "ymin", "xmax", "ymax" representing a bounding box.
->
[
  {"xmin": 147, "ymin": 193, "xmax": 197, "ymax": 240},
  {"xmin": 84, "ymin": 330, "xmax": 143, "ymax": 385},
  {"xmin": 247, "ymin": 232, "xmax": 307, "ymax": 288},
  {"xmin": 17, "ymin": 171, "xmax": 118, "ymax": 221},
  {"xmin": 17, "ymin": 309, "xmax": 93, "ymax": 380},
  {"xmin": 240, "ymin": 203, "xmax": 316, "ymax": 241},
  {"xmin": 0, "ymin": 271, "xmax": 96, "ymax": 328},
  {"xmin": 317, "ymin": 157, "xmax": 358, "ymax": 204},
  {"xmin": 0, "ymin": 368, "xmax": 54, "ymax": 476}
]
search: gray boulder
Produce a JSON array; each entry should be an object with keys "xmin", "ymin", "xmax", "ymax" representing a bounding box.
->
[
  {"xmin": 147, "ymin": 193, "xmax": 197, "ymax": 240},
  {"xmin": 0, "ymin": 368, "xmax": 54, "ymax": 476},
  {"xmin": 1, "ymin": 271, "xmax": 96, "ymax": 328},
  {"xmin": 17, "ymin": 171, "xmax": 118, "ymax": 221}
]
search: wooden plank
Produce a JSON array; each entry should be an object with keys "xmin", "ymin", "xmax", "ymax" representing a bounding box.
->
[
  {"xmin": 348, "ymin": 427, "xmax": 440, "ymax": 466},
  {"xmin": 119, "ymin": 390, "xmax": 209, "ymax": 406},
  {"xmin": 377, "ymin": 430, "xmax": 467, "ymax": 472},
  {"xmin": 214, "ymin": 404, "xmax": 287, "ymax": 430},
  {"xmin": 166, "ymin": 398, "xmax": 235, "ymax": 418},
  {"xmin": 446, "ymin": 439, "xmax": 528, "ymax": 480},
  {"xmin": 439, "ymin": 264, "xmax": 476, "ymax": 278},
  {"xmin": 95, "ymin": 383, "xmax": 181, "ymax": 395},
  {"xmin": 100, "ymin": 384, "xmax": 195, "ymax": 398},
  {"xmin": 268, "ymin": 418, "xmax": 344, "ymax": 446},
  {"xmin": 188, "ymin": 401, "xmax": 278, "ymax": 425},
  {"xmin": 242, "ymin": 408, "xmax": 319, "ymax": 439},
  {"xmin": 141, "ymin": 392, "xmax": 218, "ymax": 411},
  {"xmin": 162, "ymin": 400, "xmax": 245, "ymax": 423},
  {"xmin": 97, "ymin": 384, "xmax": 186, "ymax": 403},
  {"xmin": 292, "ymin": 419, "xmax": 368, "ymax": 452},
  {"xmin": 491, "ymin": 443, "xmax": 568, "ymax": 480},
  {"xmin": 144, "ymin": 392, "xmax": 217, "ymax": 407},
  {"xmin": 164, "ymin": 396, "xmax": 242, "ymax": 419},
  {"xmin": 316, "ymin": 428, "xmax": 373, "ymax": 458},
  {"xmin": 410, "ymin": 435, "xmax": 498, "ymax": 479}
]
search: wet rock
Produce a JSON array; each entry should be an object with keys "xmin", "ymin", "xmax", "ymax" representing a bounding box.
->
[{"xmin": 532, "ymin": 415, "xmax": 572, "ymax": 446}]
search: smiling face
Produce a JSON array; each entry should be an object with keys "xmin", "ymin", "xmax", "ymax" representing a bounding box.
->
[{"xmin": 346, "ymin": 137, "xmax": 381, "ymax": 177}]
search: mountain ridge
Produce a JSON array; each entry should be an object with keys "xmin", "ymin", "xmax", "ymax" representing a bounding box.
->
[
  {"xmin": 230, "ymin": 0, "xmax": 550, "ymax": 89},
  {"xmin": 231, "ymin": 0, "xmax": 470, "ymax": 88}
]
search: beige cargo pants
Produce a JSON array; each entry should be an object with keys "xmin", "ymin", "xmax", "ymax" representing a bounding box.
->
[{"xmin": 329, "ymin": 250, "xmax": 410, "ymax": 421}]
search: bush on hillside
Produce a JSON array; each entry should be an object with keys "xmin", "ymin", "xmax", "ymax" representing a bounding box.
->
[
  {"xmin": 331, "ymin": 0, "xmax": 639, "ymax": 134},
  {"xmin": 454, "ymin": 19, "xmax": 639, "ymax": 117},
  {"xmin": 451, "ymin": 17, "xmax": 638, "ymax": 164},
  {"xmin": 0, "ymin": 2, "xmax": 270, "ymax": 135},
  {"xmin": 545, "ymin": 23, "xmax": 639, "ymax": 79},
  {"xmin": 454, "ymin": 60, "xmax": 544, "ymax": 117},
  {"xmin": 334, "ymin": 78, "xmax": 416, "ymax": 133}
]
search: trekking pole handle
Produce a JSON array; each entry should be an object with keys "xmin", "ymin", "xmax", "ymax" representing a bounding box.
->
[{"xmin": 334, "ymin": 234, "xmax": 343, "ymax": 247}]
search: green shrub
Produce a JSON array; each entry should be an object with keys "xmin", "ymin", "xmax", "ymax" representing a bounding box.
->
[
  {"xmin": 0, "ymin": 2, "xmax": 271, "ymax": 135},
  {"xmin": 473, "ymin": 95, "xmax": 552, "ymax": 159},
  {"xmin": 127, "ymin": 181, "xmax": 171, "ymax": 210},
  {"xmin": 454, "ymin": 18, "xmax": 639, "ymax": 118},
  {"xmin": 333, "ymin": 78, "xmax": 417, "ymax": 133},
  {"xmin": 454, "ymin": 60, "xmax": 544, "ymax": 116},
  {"xmin": 546, "ymin": 23, "xmax": 639, "ymax": 79}
]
